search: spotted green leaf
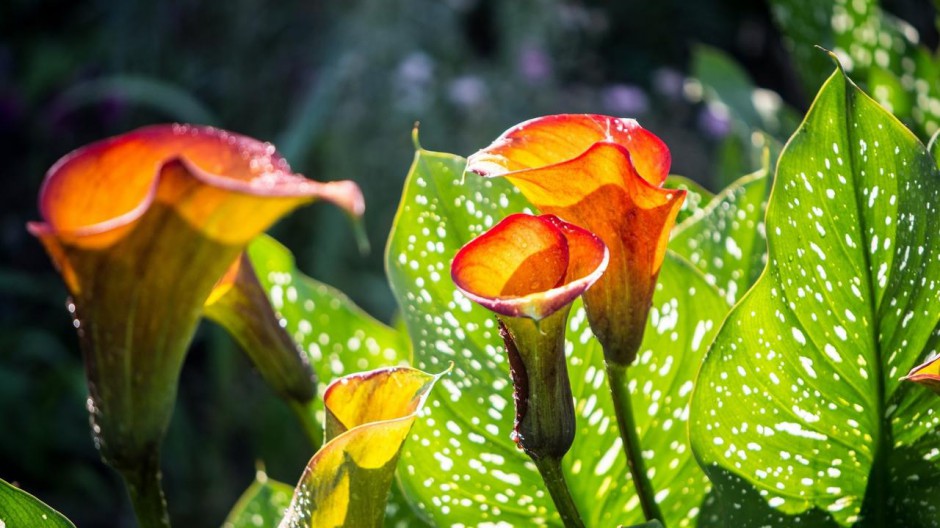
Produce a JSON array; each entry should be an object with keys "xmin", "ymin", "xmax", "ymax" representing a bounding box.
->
[
  {"xmin": 223, "ymin": 469, "xmax": 294, "ymax": 528},
  {"xmin": 671, "ymin": 166, "xmax": 772, "ymax": 305},
  {"xmin": 664, "ymin": 175, "xmax": 714, "ymax": 225},
  {"xmin": 690, "ymin": 66, "xmax": 940, "ymax": 527},
  {"xmin": 770, "ymin": 0, "xmax": 940, "ymax": 138},
  {"xmin": 0, "ymin": 478, "xmax": 75, "ymax": 528},
  {"xmin": 386, "ymin": 146, "xmax": 729, "ymax": 526},
  {"xmin": 245, "ymin": 235, "xmax": 410, "ymax": 397}
]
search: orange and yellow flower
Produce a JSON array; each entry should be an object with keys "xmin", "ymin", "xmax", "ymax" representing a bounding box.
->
[
  {"xmin": 452, "ymin": 213, "xmax": 607, "ymax": 460},
  {"xmin": 28, "ymin": 124, "xmax": 362, "ymax": 478},
  {"xmin": 467, "ymin": 114, "xmax": 685, "ymax": 366},
  {"xmin": 451, "ymin": 213, "xmax": 608, "ymax": 321},
  {"xmin": 903, "ymin": 355, "xmax": 940, "ymax": 395}
]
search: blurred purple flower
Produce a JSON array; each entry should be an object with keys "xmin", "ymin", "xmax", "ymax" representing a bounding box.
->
[
  {"xmin": 518, "ymin": 43, "xmax": 552, "ymax": 84},
  {"xmin": 602, "ymin": 84, "xmax": 649, "ymax": 116},
  {"xmin": 698, "ymin": 103, "xmax": 732, "ymax": 139},
  {"xmin": 397, "ymin": 52, "xmax": 434, "ymax": 86},
  {"xmin": 395, "ymin": 51, "xmax": 435, "ymax": 112},
  {"xmin": 448, "ymin": 75, "xmax": 488, "ymax": 109},
  {"xmin": 652, "ymin": 67, "xmax": 684, "ymax": 100}
]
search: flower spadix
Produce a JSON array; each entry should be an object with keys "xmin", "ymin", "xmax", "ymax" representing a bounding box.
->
[
  {"xmin": 27, "ymin": 124, "xmax": 363, "ymax": 514},
  {"xmin": 452, "ymin": 213, "xmax": 607, "ymax": 459},
  {"xmin": 467, "ymin": 114, "xmax": 686, "ymax": 366}
]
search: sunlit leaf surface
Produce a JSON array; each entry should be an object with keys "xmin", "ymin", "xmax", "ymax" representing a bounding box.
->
[
  {"xmin": 770, "ymin": 0, "xmax": 940, "ymax": 138},
  {"xmin": 690, "ymin": 67, "xmax": 940, "ymax": 527},
  {"xmin": 664, "ymin": 176, "xmax": 714, "ymax": 226},
  {"xmin": 0, "ymin": 478, "xmax": 75, "ymax": 528},
  {"xmin": 245, "ymin": 235, "xmax": 410, "ymax": 399},
  {"xmin": 223, "ymin": 469, "xmax": 293, "ymax": 528},
  {"xmin": 671, "ymin": 167, "xmax": 772, "ymax": 305},
  {"xmin": 386, "ymin": 147, "xmax": 729, "ymax": 526}
]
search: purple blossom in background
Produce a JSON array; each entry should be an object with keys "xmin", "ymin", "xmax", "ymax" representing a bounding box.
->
[
  {"xmin": 652, "ymin": 67, "xmax": 684, "ymax": 101},
  {"xmin": 601, "ymin": 84, "xmax": 649, "ymax": 116},
  {"xmin": 698, "ymin": 103, "xmax": 732, "ymax": 139},
  {"xmin": 395, "ymin": 51, "xmax": 435, "ymax": 112},
  {"xmin": 518, "ymin": 43, "xmax": 552, "ymax": 84},
  {"xmin": 448, "ymin": 75, "xmax": 488, "ymax": 109}
]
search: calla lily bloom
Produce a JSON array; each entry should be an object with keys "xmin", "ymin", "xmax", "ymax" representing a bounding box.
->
[
  {"xmin": 204, "ymin": 254, "xmax": 322, "ymax": 446},
  {"xmin": 903, "ymin": 355, "xmax": 940, "ymax": 394},
  {"xmin": 280, "ymin": 366, "xmax": 445, "ymax": 528},
  {"xmin": 466, "ymin": 114, "xmax": 686, "ymax": 366},
  {"xmin": 27, "ymin": 124, "xmax": 363, "ymax": 525},
  {"xmin": 452, "ymin": 213, "xmax": 608, "ymax": 458}
]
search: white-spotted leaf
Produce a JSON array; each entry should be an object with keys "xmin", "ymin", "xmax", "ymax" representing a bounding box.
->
[
  {"xmin": 690, "ymin": 66, "xmax": 940, "ymax": 527},
  {"xmin": 770, "ymin": 0, "xmax": 940, "ymax": 139},
  {"xmin": 671, "ymin": 166, "xmax": 772, "ymax": 305},
  {"xmin": 245, "ymin": 235, "xmax": 410, "ymax": 396}
]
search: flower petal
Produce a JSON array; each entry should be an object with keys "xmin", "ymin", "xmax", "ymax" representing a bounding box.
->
[
  {"xmin": 279, "ymin": 367, "xmax": 446, "ymax": 528},
  {"xmin": 451, "ymin": 213, "xmax": 608, "ymax": 320},
  {"xmin": 475, "ymin": 141, "xmax": 685, "ymax": 364},
  {"xmin": 30, "ymin": 124, "xmax": 363, "ymax": 249},
  {"xmin": 204, "ymin": 254, "xmax": 317, "ymax": 404},
  {"xmin": 903, "ymin": 355, "xmax": 940, "ymax": 395},
  {"xmin": 466, "ymin": 114, "xmax": 670, "ymax": 186},
  {"xmin": 323, "ymin": 366, "xmax": 436, "ymax": 441}
]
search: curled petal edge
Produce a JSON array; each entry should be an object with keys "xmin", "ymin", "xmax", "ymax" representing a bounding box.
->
[
  {"xmin": 452, "ymin": 216, "xmax": 609, "ymax": 320},
  {"xmin": 465, "ymin": 114, "xmax": 670, "ymax": 187}
]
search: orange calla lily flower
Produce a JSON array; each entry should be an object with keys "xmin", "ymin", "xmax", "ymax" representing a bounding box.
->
[
  {"xmin": 467, "ymin": 114, "xmax": 686, "ymax": 366},
  {"xmin": 27, "ymin": 124, "xmax": 363, "ymax": 522},
  {"xmin": 452, "ymin": 213, "xmax": 607, "ymax": 464},
  {"xmin": 903, "ymin": 355, "xmax": 940, "ymax": 394},
  {"xmin": 451, "ymin": 213, "xmax": 609, "ymax": 321}
]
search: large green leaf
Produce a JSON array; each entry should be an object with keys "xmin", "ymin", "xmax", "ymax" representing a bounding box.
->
[
  {"xmin": 664, "ymin": 175, "xmax": 714, "ymax": 225},
  {"xmin": 690, "ymin": 66, "xmax": 940, "ymax": 527},
  {"xmin": 671, "ymin": 166, "xmax": 772, "ymax": 305},
  {"xmin": 770, "ymin": 0, "xmax": 940, "ymax": 139},
  {"xmin": 245, "ymin": 235, "xmax": 410, "ymax": 397},
  {"xmin": 0, "ymin": 478, "xmax": 76, "ymax": 528},
  {"xmin": 386, "ymin": 147, "xmax": 729, "ymax": 526},
  {"xmin": 222, "ymin": 468, "xmax": 294, "ymax": 528}
]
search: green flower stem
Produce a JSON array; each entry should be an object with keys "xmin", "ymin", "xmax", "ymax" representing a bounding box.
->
[
  {"xmin": 122, "ymin": 453, "xmax": 171, "ymax": 528},
  {"xmin": 532, "ymin": 456, "xmax": 585, "ymax": 528},
  {"xmin": 289, "ymin": 399, "xmax": 323, "ymax": 450},
  {"xmin": 606, "ymin": 362, "xmax": 664, "ymax": 525}
]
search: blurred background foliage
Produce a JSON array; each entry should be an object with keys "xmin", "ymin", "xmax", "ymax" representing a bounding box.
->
[{"xmin": 0, "ymin": 0, "xmax": 936, "ymax": 526}]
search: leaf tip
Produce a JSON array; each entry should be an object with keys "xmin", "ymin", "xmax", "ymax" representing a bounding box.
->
[{"xmin": 411, "ymin": 122, "xmax": 423, "ymax": 151}]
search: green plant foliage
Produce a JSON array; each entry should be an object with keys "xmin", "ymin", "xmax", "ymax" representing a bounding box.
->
[
  {"xmin": 690, "ymin": 66, "xmax": 940, "ymax": 527},
  {"xmin": 385, "ymin": 147, "xmax": 730, "ymax": 526},
  {"xmin": 770, "ymin": 0, "xmax": 940, "ymax": 139},
  {"xmin": 245, "ymin": 235, "xmax": 410, "ymax": 395},
  {"xmin": 691, "ymin": 46, "xmax": 798, "ymax": 188},
  {"xmin": 0, "ymin": 478, "xmax": 76, "ymax": 528},
  {"xmin": 671, "ymin": 166, "xmax": 772, "ymax": 305},
  {"xmin": 664, "ymin": 175, "xmax": 715, "ymax": 225},
  {"xmin": 222, "ymin": 469, "xmax": 294, "ymax": 528}
]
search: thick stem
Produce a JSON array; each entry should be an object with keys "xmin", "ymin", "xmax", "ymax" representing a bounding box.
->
[
  {"xmin": 606, "ymin": 362, "xmax": 664, "ymax": 525},
  {"xmin": 533, "ymin": 456, "xmax": 585, "ymax": 528},
  {"xmin": 289, "ymin": 399, "xmax": 323, "ymax": 451},
  {"xmin": 122, "ymin": 454, "xmax": 171, "ymax": 528}
]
